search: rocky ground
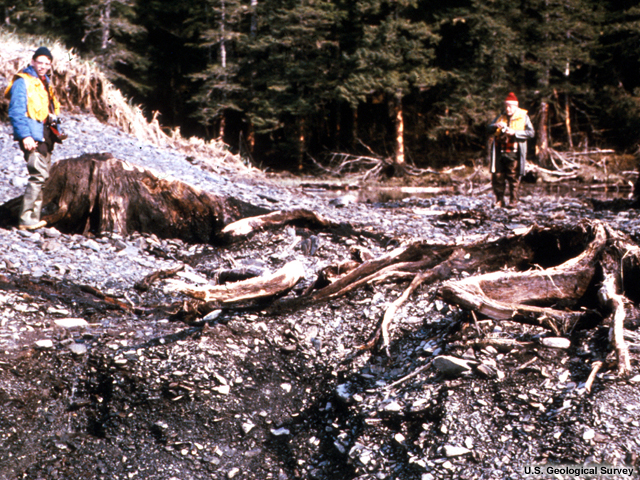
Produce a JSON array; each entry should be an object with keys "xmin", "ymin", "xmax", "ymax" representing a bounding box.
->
[{"xmin": 0, "ymin": 113, "xmax": 639, "ymax": 480}]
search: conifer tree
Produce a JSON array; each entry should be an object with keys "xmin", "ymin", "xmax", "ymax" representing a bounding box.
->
[
  {"xmin": 190, "ymin": 0, "xmax": 246, "ymax": 140},
  {"xmin": 1, "ymin": 0, "xmax": 50, "ymax": 34},
  {"xmin": 238, "ymin": 0, "xmax": 343, "ymax": 167},
  {"xmin": 519, "ymin": 0, "xmax": 601, "ymax": 160},
  {"xmin": 79, "ymin": 0, "xmax": 148, "ymax": 97},
  {"xmin": 339, "ymin": 0, "xmax": 441, "ymax": 173}
]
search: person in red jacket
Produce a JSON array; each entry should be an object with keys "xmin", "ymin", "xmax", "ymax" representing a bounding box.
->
[
  {"xmin": 488, "ymin": 92, "xmax": 535, "ymax": 208},
  {"xmin": 5, "ymin": 46, "xmax": 62, "ymax": 230}
]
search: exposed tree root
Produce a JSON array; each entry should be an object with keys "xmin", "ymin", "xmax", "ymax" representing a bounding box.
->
[
  {"xmin": 599, "ymin": 273, "xmax": 632, "ymax": 376},
  {"xmin": 168, "ymin": 260, "xmax": 305, "ymax": 305},
  {"xmin": 306, "ymin": 219, "xmax": 638, "ymax": 376},
  {"xmin": 221, "ymin": 209, "xmax": 335, "ymax": 243},
  {"xmin": 358, "ymin": 271, "xmax": 429, "ymax": 355}
]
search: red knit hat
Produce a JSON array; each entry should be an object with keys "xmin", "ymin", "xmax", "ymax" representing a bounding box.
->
[{"xmin": 505, "ymin": 92, "xmax": 518, "ymax": 104}]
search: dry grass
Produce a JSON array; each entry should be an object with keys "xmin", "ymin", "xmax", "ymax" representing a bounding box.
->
[{"xmin": 0, "ymin": 32, "xmax": 248, "ymax": 173}]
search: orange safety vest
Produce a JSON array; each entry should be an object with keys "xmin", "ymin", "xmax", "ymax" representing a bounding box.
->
[
  {"xmin": 493, "ymin": 108, "xmax": 528, "ymax": 153},
  {"xmin": 493, "ymin": 108, "xmax": 528, "ymax": 136},
  {"xmin": 4, "ymin": 71, "xmax": 60, "ymax": 122}
]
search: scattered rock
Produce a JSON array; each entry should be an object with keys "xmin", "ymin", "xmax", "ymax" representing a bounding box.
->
[
  {"xmin": 433, "ymin": 355, "xmax": 473, "ymax": 377},
  {"xmin": 35, "ymin": 339, "xmax": 54, "ymax": 349},
  {"xmin": 444, "ymin": 445, "xmax": 472, "ymax": 457},
  {"xmin": 54, "ymin": 318, "xmax": 89, "ymax": 329},
  {"xmin": 67, "ymin": 343, "xmax": 88, "ymax": 355},
  {"xmin": 541, "ymin": 337, "xmax": 572, "ymax": 349}
]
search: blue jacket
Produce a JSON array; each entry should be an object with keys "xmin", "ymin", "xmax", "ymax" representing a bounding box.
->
[{"xmin": 7, "ymin": 65, "xmax": 50, "ymax": 142}]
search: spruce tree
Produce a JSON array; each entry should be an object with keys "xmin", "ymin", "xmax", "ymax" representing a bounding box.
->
[
  {"xmin": 339, "ymin": 0, "xmax": 441, "ymax": 173},
  {"xmin": 79, "ymin": 0, "xmax": 148, "ymax": 98},
  {"xmin": 237, "ymin": 0, "xmax": 343, "ymax": 167},
  {"xmin": 190, "ymin": 0, "xmax": 246, "ymax": 140}
]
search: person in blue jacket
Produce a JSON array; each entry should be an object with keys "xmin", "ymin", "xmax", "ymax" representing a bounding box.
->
[{"xmin": 5, "ymin": 46, "xmax": 62, "ymax": 230}]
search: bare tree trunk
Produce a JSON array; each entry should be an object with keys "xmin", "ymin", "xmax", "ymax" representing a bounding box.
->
[
  {"xmin": 565, "ymin": 92, "xmax": 573, "ymax": 149},
  {"xmin": 392, "ymin": 91, "xmax": 406, "ymax": 175},
  {"xmin": 100, "ymin": 0, "xmax": 111, "ymax": 51},
  {"xmin": 536, "ymin": 101, "xmax": 550, "ymax": 167},
  {"xmin": 298, "ymin": 116, "xmax": 306, "ymax": 170},
  {"xmin": 250, "ymin": 0, "xmax": 258, "ymax": 37},
  {"xmin": 218, "ymin": 0, "xmax": 227, "ymax": 141}
]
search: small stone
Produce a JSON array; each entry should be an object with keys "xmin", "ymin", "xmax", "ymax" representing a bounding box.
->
[
  {"xmin": 334, "ymin": 440, "xmax": 346, "ymax": 454},
  {"xmin": 444, "ymin": 445, "xmax": 471, "ymax": 457},
  {"xmin": 335, "ymin": 383, "xmax": 352, "ymax": 402},
  {"xmin": 394, "ymin": 433, "xmax": 405, "ymax": 443},
  {"xmin": 483, "ymin": 345, "xmax": 498, "ymax": 356},
  {"xmin": 476, "ymin": 364, "xmax": 497, "ymax": 378},
  {"xmin": 271, "ymin": 427, "xmax": 290, "ymax": 436},
  {"xmin": 203, "ymin": 309, "xmax": 222, "ymax": 321},
  {"xmin": 35, "ymin": 339, "xmax": 54, "ymax": 349},
  {"xmin": 82, "ymin": 239, "xmax": 102, "ymax": 252},
  {"xmin": 583, "ymin": 428, "xmax": 595, "ymax": 441},
  {"xmin": 212, "ymin": 385, "xmax": 230, "ymax": 395},
  {"xmin": 68, "ymin": 343, "xmax": 88, "ymax": 356},
  {"xmin": 541, "ymin": 337, "xmax": 571, "ymax": 349},
  {"xmin": 228, "ymin": 467, "xmax": 240, "ymax": 479},
  {"xmin": 242, "ymin": 421, "xmax": 255, "ymax": 434},
  {"xmin": 384, "ymin": 401, "xmax": 402, "ymax": 412},
  {"xmin": 433, "ymin": 355, "xmax": 472, "ymax": 377},
  {"xmin": 629, "ymin": 374, "xmax": 640, "ymax": 384},
  {"xmin": 54, "ymin": 318, "xmax": 89, "ymax": 329}
]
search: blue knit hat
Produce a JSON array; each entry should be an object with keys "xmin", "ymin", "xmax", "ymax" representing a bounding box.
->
[{"xmin": 33, "ymin": 46, "xmax": 53, "ymax": 61}]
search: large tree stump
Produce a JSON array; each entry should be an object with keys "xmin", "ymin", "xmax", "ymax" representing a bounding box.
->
[{"xmin": 0, "ymin": 153, "xmax": 266, "ymax": 243}]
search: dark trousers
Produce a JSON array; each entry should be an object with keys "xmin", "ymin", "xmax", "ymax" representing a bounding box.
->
[{"xmin": 492, "ymin": 154, "xmax": 520, "ymax": 205}]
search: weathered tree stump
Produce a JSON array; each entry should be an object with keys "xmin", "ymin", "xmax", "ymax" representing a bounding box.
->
[{"xmin": 0, "ymin": 153, "xmax": 266, "ymax": 243}]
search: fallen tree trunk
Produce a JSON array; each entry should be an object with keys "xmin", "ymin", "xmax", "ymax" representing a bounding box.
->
[
  {"xmin": 221, "ymin": 209, "xmax": 335, "ymax": 242},
  {"xmin": 0, "ymin": 153, "xmax": 266, "ymax": 243},
  {"xmin": 168, "ymin": 260, "xmax": 305, "ymax": 305}
]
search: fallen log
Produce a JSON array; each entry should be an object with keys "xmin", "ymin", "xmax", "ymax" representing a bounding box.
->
[
  {"xmin": 168, "ymin": 260, "xmax": 305, "ymax": 305},
  {"xmin": 220, "ymin": 209, "xmax": 335, "ymax": 242},
  {"xmin": 0, "ymin": 153, "xmax": 266, "ymax": 243}
]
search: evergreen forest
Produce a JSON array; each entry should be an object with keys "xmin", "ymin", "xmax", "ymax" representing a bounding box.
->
[{"xmin": 3, "ymin": 0, "xmax": 640, "ymax": 172}]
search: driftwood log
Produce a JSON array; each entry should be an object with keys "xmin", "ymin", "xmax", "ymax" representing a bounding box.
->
[
  {"xmin": 220, "ymin": 209, "xmax": 335, "ymax": 242},
  {"xmin": 169, "ymin": 260, "xmax": 305, "ymax": 305}
]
